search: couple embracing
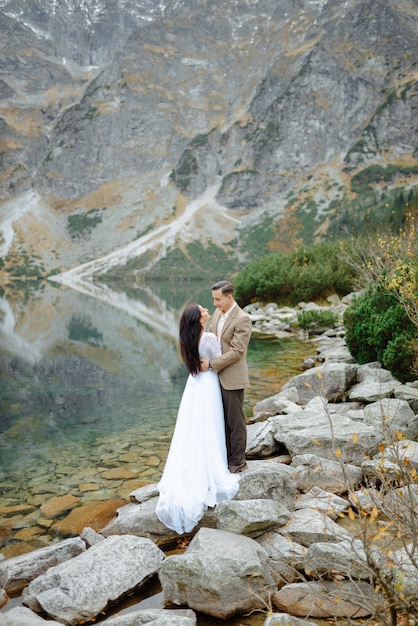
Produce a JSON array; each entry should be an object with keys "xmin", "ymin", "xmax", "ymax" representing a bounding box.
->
[{"xmin": 156, "ymin": 280, "xmax": 253, "ymax": 534}]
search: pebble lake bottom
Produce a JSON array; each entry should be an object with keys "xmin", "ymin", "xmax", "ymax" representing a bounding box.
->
[
  {"xmin": 0, "ymin": 282, "xmax": 319, "ymax": 624},
  {"xmin": 0, "ymin": 335, "xmax": 320, "ymax": 626}
]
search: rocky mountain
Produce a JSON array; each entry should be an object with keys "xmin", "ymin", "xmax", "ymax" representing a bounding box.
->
[{"xmin": 0, "ymin": 0, "xmax": 417, "ymax": 286}]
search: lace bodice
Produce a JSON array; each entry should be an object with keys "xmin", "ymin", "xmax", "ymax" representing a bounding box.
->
[{"xmin": 198, "ymin": 332, "xmax": 221, "ymax": 360}]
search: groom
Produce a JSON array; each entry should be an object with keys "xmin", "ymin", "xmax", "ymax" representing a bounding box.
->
[{"xmin": 201, "ymin": 280, "xmax": 252, "ymax": 473}]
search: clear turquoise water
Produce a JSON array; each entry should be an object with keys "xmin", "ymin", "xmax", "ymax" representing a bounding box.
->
[
  {"xmin": 0, "ymin": 281, "xmax": 312, "ymax": 484},
  {"xmin": 0, "ymin": 280, "xmax": 314, "ymax": 624}
]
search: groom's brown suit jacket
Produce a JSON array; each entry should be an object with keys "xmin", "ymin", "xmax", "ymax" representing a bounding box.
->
[{"xmin": 209, "ymin": 304, "xmax": 252, "ymax": 390}]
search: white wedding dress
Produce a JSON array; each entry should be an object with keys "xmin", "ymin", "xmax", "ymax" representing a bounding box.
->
[{"xmin": 156, "ymin": 331, "xmax": 240, "ymax": 534}]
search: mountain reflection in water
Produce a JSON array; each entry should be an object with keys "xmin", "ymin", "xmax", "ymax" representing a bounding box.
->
[{"xmin": 0, "ymin": 281, "xmax": 312, "ymax": 558}]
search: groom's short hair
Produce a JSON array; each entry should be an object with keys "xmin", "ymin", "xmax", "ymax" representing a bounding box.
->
[{"xmin": 212, "ymin": 280, "xmax": 234, "ymax": 295}]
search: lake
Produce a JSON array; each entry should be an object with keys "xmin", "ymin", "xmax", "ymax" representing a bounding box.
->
[{"xmin": 0, "ymin": 279, "xmax": 314, "ymax": 622}]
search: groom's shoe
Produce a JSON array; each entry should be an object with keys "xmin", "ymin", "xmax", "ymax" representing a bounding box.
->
[{"xmin": 229, "ymin": 462, "xmax": 248, "ymax": 473}]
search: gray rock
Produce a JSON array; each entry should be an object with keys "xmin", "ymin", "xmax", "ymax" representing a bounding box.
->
[
  {"xmin": 271, "ymin": 397, "xmax": 380, "ymax": 463},
  {"xmin": 390, "ymin": 543, "xmax": 418, "ymax": 602},
  {"xmin": 80, "ymin": 527, "xmax": 105, "ymax": 547},
  {"xmin": 129, "ymin": 483, "xmax": 160, "ymax": 504},
  {"xmin": 349, "ymin": 376, "xmax": 403, "ymax": 402},
  {"xmin": 301, "ymin": 357, "xmax": 316, "ymax": 370},
  {"xmin": 0, "ymin": 537, "xmax": 86, "ymax": 597},
  {"xmin": 101, "ymin": 608, "xmax": 197, "ymax": 625},
  {"xmin": 274, "ymin": 580, "xmax": 381, "ymax": 618},
  {"xmin": 395, "ymin": 384, "xmax": 418, "ymax": 413},
  {"xmin": 159, "ymin": 527, "xmax": 275, "ymax": 619},
  {"xmin": 100, "ymin": 498, "xmax": 181, "ymax": 544},
  {"xmin": 246, "ymin": 421, "xmax": 279, "ymax": 457},
  {"xmin": 356, "ymin": 363, "xmax": 396, "ymax": 383},
  {"xmin": 363, "ymin": 440, "xmax": 418, "ymax": 484},
  {"xmin": 264, "ymin": 614, "xmax": 316, "ymax": 626},
  {"xmin": 0, "ymin": 606, "xmax": 63, "ymax": 626},
  {"xmin": 304, "ymin": 539, "xmax": 373, "ymax": 580},
  {"xmin": 316, "ymin": 343, "xmax": 355, "ymax": 364},
  {"xmin": 291, "ymin": 454, "xmax": 363, "ymax": 494},
  {"xmin": 363, "ymin": 398, "xmax": 418, "ymax": 439},
  {"xmin": 256, "ymin": 531, "xmax": 307, "ymax": 586},
  {"xmin": 22, "ymin": 535, "xmax": 165, "ymax": 625},
  {"xmin": 234, "ymin": 461, "xmax": 297, "ymax": 512},
  {"xmin": 253, "ymin": 388, "xmax": 300, "ymax": 415},
  {"xmin": 294, "ymin": 486, "xmax": 349, "ymax": 520},
  {"xmin": 278, "ymin": 509, "xmax": 351, "ymax": 546},
  {"xmin": 382, "ymin": 484, "xmax": 418, "ymax": 521},
  {"xmin": 361, "ymin": 457, "xmax": 404, "ymax": 483},
  {"xmin": 215, "ymin": 499, "xmax": 290, "ymax": 537},
  {"xmin": 348, "ymin": 487, "xmax": 380, "ymax": 512},
  {"xmin": 281, "ymin": 363, "xmax": 357, "ymax": 403},
  {"xmin": 383, "ymin": 440, "xmax": 418, "ymax": 469}
]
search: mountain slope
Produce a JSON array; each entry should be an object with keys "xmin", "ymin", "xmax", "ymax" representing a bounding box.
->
[{"xmin": 0, "ymin": 0, "xmax": 417, "ymax": 286}]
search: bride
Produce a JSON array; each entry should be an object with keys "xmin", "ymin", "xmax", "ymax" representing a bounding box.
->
[{"xmin": 156, "ymin": 303, "xmax": 240, "ymax": 534}]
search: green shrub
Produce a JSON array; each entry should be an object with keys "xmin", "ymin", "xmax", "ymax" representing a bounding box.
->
[
  {"xmin": 169, "ymin": 149, "xmax": 198, "ymax": 192},
  {"xmin": 67, "ymin": 209, "xmax": 103, "ymax": 239},
  {"xmin": 297, "ymin": 309, "xmax": 338, "ymax": 333},
  {"xmin": 344, "ymin": 286, "xmax": 416, "ymax": 381},
  {"xmin": 235, "ymin": 242, "xmax": 355, "ymax": 305}
]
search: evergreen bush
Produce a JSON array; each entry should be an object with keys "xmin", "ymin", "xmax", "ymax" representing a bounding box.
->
[
  {"xmin": 296, "ymin": 309, "xmax": 338, "ymax": 333},
  {"xmin": 343, "ymin": 285, "xmax": 417, "ymax": 381},
  {"xmin": 235, "ymin": 242, "xmax": 355, "ymax": 305}
]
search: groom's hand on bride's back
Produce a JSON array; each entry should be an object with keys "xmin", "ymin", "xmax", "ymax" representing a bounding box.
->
[{"xmin": 200, "ymin": 359, "xmax": 210, "ymax": 371}]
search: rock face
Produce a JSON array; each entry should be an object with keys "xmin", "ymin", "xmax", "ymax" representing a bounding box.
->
[{"xmin": 1, "ymin": 0, "xmax": 417, "ymax": 279}]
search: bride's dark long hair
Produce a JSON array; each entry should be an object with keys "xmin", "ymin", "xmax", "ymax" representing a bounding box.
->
[{"xmin": 179, "ymin": 303, "xmax": 202, "ymax": 376}]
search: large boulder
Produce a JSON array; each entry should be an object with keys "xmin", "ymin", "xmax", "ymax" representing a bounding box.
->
[
  {"xmin": 394, "ymin": 384, "xmax": 418, "ymax": 413},
  {"xmin": 0, "ymin": 537, "xmax": 85, "ymax": 597},
  {"xmin": 348, "ymin": 398, "xmax": 418, "ymax": 440},
  {"xmin": 349, "ymin": 376, "xmax": 403, "ymax": 402},
  {"xmin": 22, "ymin": 535, "xmax": 165, "ymax": 625},
  {"xmin": 256, "ymin": 531, "xmax": 307, "ymax": 587},
  {"xmin": 278, "ymin": 509, "xmax": 351, "ymax": 546},
  {"xmin": 100, "ymin": 498, "xmax": 204, "ymax": 544},
  {"xmin": 271, "ymin": 397, "xmax": 380, "ymax": 463},
  {"xmin": 274, "ymin": 580, "xmax": 381, "ymax": 618},
  {"xmin": 315, "ymin": 339, "xmax": 355, "ymax": 364},
  {"xmin": 355, "ymin": 363, "xmax": 396, "ymax": 383},
  {"xmin": 252, "ymin": 387, "xmax": 300, "ymax": 417},
  {"xmin": 1, "ymin": 606, "xmax": 63, "ymax": 626},
  {"xmin": 215, "ymin": 498, "xmax": 290, "ymax": 537},
  {"xmin": 294, "ymin": 486, "xmax": 349, "ymax": 520},
  {"xmin": 281, "ymin": 363, "xmax": 357, "ymax": 403},
  {"xmin": 304, "ymin": 539, "xmax": 375, "ymax": 580},
  {"xmin": 159, "ymin": 527, "xmax": 275, "ymax": 619},
  {"xmin": 234, "ymin": 461, "xmax": 297, "ymax": 512},
  {"xmin": 291, "ymin": 454, "xmax": 363, "ymax": 494}
]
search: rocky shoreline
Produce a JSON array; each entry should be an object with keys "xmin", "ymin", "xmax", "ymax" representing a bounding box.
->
[{"xmin": 1, "ymin": 294, "xmax": 418, "ymax": 625}]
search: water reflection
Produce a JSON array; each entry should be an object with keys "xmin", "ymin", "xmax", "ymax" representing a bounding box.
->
[
  {"xmin": 0, "ymin": 281, "xmax": 312, "ymax": 560},
  {"xmin": 0, "ymin": 282, "xmax": 185, "ymax": 470}
]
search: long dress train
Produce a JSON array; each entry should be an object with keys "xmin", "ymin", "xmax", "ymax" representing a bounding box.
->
[{"xmin": 156, "ymin": 331, "xmax": 240, "ymax": 534}]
